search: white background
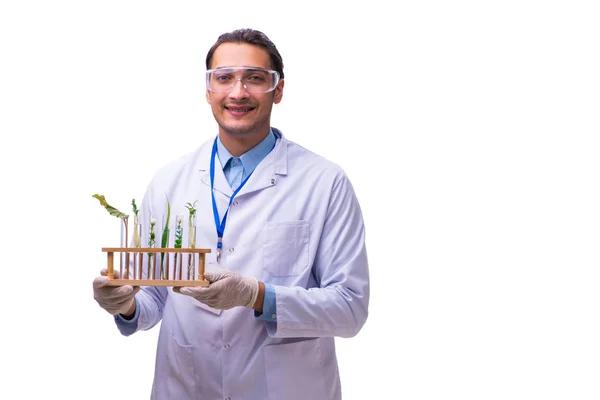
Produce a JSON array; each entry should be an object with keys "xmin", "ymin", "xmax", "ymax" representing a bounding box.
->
[{"xmin": 1, "ymin": 1, "xmax": 599, "ymax": 399}]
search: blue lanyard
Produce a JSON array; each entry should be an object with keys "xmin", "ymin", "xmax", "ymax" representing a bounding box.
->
[{"xmin": 210, "ymin": 138, "xmax": 254, "ymax": 262}]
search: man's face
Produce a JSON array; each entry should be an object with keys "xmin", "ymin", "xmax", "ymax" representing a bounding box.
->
[{"xmin": 206, "ymin": 43, "xmax": 284, "ymax": 138}]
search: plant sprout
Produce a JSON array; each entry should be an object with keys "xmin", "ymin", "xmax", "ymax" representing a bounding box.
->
[
  {"xmin": 185, "ymin": 201, "xmax": 198, "ymax": 227},
  {"xmin": 174, "ymin": 216, "xmax": 183, "ymax": 248},
  {"xmin": 148, "ymin": 218, "xmax": 156, "ymax": 256},
  {"xmin": 93, "ymin": 194, "xmax": 129, "ymax": 246},
  {"xmin": 174, "ymin": 216, "xmax": 183, "ymax": 261},
  {"xmin": 132, "ymin": 199, "xmax": 141, "ymax": 247},
  {"xmin": 160, "ymin": 195, "xmax": 171, "ymax": 279},
  {"xmin": 131, "ymin": 199, "xmax": 139, "ymax": 218}
]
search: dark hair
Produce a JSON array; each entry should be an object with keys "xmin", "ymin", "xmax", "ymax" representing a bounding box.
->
[{"xmin": 206, "ymin": 28, "xmax": 284, "ymax": 79}]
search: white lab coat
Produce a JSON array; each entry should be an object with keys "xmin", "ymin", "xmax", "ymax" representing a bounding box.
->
[{"xmin": 120, "ymin": 129, "xmax": 369, "ymax": 400}]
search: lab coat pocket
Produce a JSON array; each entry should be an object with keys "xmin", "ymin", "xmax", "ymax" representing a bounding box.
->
[
  {"xmin": 262, "ymin": 221, "xmax": 309, "ymax": 277},
  {"xmin": 263, "ymin": 339, "xmax": 328, "ymax": 400},
  {"xmin": 152, "ymin": 332, "xmax": 196, "ymax": 399}
]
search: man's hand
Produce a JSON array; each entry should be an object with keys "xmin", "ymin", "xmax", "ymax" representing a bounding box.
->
[
  {"xmin": 174, "ymin": 267, "xmax": 259, "ymax": 310},
  {"xmin": 93, "ymin": 268, "xmax": 139, "ymax": 316}
]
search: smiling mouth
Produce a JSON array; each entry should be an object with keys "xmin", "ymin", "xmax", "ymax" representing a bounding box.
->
[{"xmin": 225, "ymin": 106, "xmax": 256, "ymax": 113}]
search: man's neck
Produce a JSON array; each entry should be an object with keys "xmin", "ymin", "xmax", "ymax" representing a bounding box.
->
[{"xmin": 219, "ymin": 129, "xmax": 270, "ymax": 157}]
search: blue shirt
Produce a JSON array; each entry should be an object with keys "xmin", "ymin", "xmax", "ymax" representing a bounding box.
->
[{"xmin": 217, "ymin": 129, "xmax": 278, "ymax": 323}]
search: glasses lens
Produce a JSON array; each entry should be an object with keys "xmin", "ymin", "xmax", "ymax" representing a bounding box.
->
[{"xmin": 207, "ymin": 67, "xmax": 279, "ymax": 93}]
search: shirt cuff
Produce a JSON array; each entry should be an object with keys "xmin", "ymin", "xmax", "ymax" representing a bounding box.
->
[
  {"xmin": 254, "ymin": 283, "xmax": 277, "ymax": 322},
  {"xmin": 114, "ymin": 297, "xmax": 140, "ymax": 336}
]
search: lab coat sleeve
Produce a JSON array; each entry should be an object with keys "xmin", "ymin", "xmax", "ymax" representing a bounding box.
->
[
  {"xmin": 114, "ymin": 297, "xmax": 140, "ymax": 335},
  {"xmin": 268, "ymin": 173, "xmax": 370, "ymax": 338},
  {"xmin": 113, "ymin": 286, "xmax": 167, "ymax": 335}
]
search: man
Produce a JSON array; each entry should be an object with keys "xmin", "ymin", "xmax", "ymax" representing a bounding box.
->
[{"xmin": 93, "ymin": 28, "xmax": 369, "ymax": 399}]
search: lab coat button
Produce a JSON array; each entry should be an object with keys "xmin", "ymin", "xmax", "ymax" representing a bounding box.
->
[
  {"xmin": 225, "ymin": 397, "xmax": 231, "ymax": 400},
  {"xmin": 229, "ymin": 247, "xmax": 234, "ymax": 252},
  {"xmin": 232, "ymin": 200, "xmax": 238, "ymax": 206},
  {"xmin": 271, "ymin": 314, "xmax": 277, "ymax": 319},
  {"xmin": 224, "ymin": 344, "xmax": 230, "ymax": 349}
]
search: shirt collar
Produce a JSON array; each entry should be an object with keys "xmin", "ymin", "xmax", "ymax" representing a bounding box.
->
[{"xmin": 216, "ymin": 128, "xmax": 277, "ymax": 172}]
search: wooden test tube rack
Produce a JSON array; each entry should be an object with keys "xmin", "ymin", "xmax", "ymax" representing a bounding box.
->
[{"xmin": 103, "ymin": 247, "xmax": 211, "ymax": 287}]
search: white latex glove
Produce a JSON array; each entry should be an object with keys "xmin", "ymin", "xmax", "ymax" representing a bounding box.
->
[
  {"xmin": 175, "ymin": 267, "xmax": 259, "ymax": 310},
  {"xmin": 93, "ymin": 268, "xmax": 140, "ymax": 315}
]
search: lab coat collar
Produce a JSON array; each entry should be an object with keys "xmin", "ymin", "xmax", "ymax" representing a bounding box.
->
[{"xmin": 196, "ymin": 127, "xmax": 288, "ymax": 198}]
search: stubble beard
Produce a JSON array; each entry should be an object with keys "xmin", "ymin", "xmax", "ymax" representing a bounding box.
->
[
  {"xmin": 215, "ymin": 110, "xmax": 271, "ymax": 138},
  {"xmin": 217, "ymin": 118, "xmax": 263, "ymax": 137}
]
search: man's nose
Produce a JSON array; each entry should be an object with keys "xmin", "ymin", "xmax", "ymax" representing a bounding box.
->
[{"xmin": 228, "ymin": 78, "xmax": 250, "ymax": 99}]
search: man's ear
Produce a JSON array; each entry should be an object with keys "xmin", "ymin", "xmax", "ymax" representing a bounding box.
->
[
  {"xmin": 273, "ymin": 79, "xmax": 284, "ymax": 104},
  {"xmin": 206, "ymin": 89, "xmax": 212, "ymax": 104}
]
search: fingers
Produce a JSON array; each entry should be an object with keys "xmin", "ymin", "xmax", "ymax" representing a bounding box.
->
[
  {"xmin": 97, "ymin": 298, "xmax": 134, "ymax": 315},
  {"xmin": 94, "ymin": 284, "xmax": 138, "ymax": 314},
  {"xmin": 176, "ymin": 286, "xmax": 221, "ymax": 304},
  {"xmin": 94, "ymin": 285, "xmax": 137, "ymax": 302},
  {"xmin": 172, "ymin": 286, "xmax": 198, "ymax": 294},
  {"xmin": 100, "ymin": 268, "xmax": 121, "ymax": 279},
  {"xmin": 93, "ymin": 275, "xmax": 110, "ymax": 289},
  {"xmin": 203, "ymin": 270, "xmax": 232, "ymax": 283},
  {"xmin": 174, "ymin": 283, "xmax": 234, "ymax": 310},
  {"xmin": 99, "ymin": 298, "xmax": 135, "ymax": 315},
  {"xmin": 177, "ymin": 286, "xmax": 210, "ymax": 297},
  {"xmin": 94, "ymin": 268, "xmax": 139, "ymax": 315},
  {"xmin": 203, "ymin": 271, "xmax": 216, "ymax": 282},
  {"xmin": 93, "ymin": 273, "xmax": 135, "ymax": 290}
]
